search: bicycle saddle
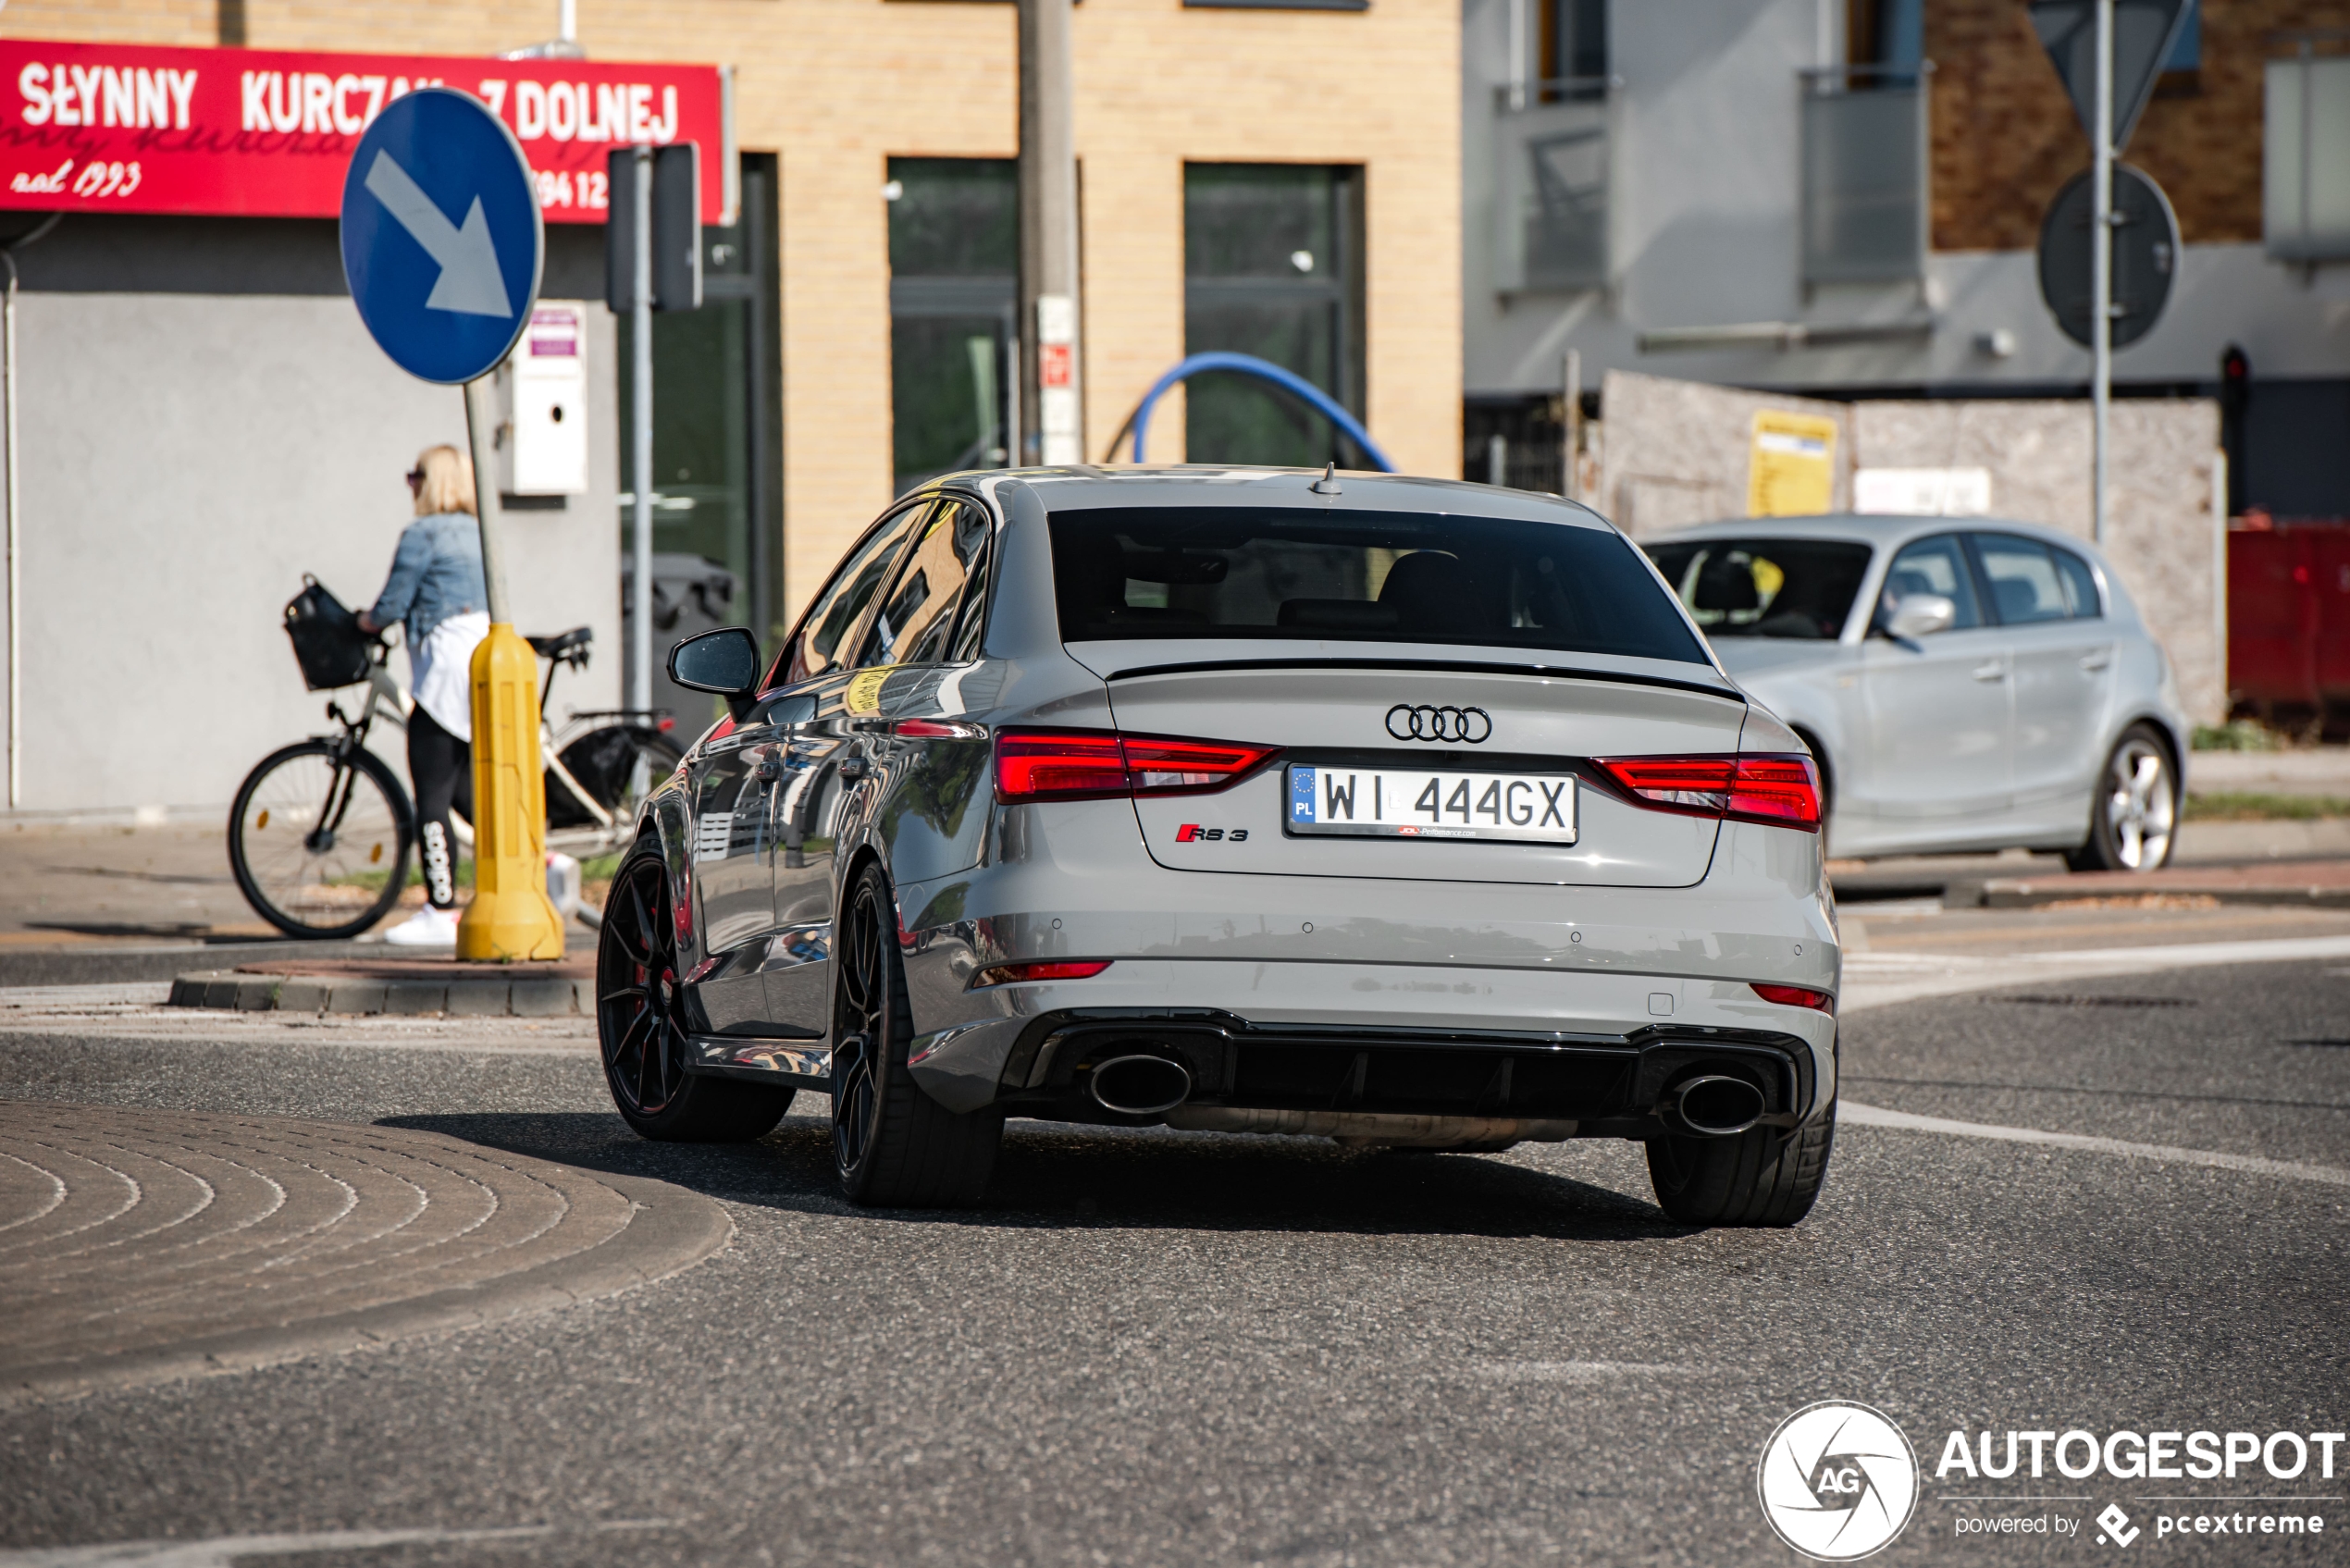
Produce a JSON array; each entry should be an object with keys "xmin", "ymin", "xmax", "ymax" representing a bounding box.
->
[{"xmin": 527, "ymin": 626, "xmax": 593, "ymax": 660}]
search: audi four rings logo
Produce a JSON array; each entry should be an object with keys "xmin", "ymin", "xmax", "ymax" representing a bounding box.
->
[{"xmin": 1385, "ymin": 704, "xmax": 1492, "ymax": 743}]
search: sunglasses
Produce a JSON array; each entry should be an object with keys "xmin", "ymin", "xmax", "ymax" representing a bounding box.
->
[{"xmin": 405, "ymin": 468, "xmax": 426, "ymax": 488}]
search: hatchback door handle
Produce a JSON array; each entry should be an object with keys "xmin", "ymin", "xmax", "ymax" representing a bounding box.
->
[{"xmin": 1972, "ymin": 661, "xmax": 2006, "ymax": 682}]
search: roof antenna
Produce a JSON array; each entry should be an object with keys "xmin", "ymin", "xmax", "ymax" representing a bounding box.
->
[{"xmin": 1309, "ymin": 461, "xmax": 1342, "ymax": 496}]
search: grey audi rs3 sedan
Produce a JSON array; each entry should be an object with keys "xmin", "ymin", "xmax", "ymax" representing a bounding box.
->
[{"xmin": 597, "ymin": 467, "xmax": 1841, "ymax": 1226}]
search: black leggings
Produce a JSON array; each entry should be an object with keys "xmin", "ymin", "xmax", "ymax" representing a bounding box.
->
[{"xmin": 407, "ymin": 707, "xmax": 474, "ymax": 909}]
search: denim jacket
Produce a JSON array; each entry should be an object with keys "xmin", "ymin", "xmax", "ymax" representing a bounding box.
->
[{"xmin": 369, "ymin": 512, "xmax": 487, "ymax": 648}]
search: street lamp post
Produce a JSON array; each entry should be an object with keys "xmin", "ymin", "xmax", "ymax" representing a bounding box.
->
[{"xmin": 1019, "ymin": 0, "xmax": 1082, "ymax": 467}]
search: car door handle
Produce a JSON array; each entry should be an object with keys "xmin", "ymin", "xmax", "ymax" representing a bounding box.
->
[
  {"xmin": 837, "ymin": 756, "xmax": 869, "ymax": 781},
  {"xmin": 2080, "ymin": 652, "xmax": 2112, "ymax": 673},
  {"xmin": 1972, "ymin": 661, "xmax": 2006, "ymax": 682},
  {"xmin": 755, "ymin": 754, "xmax": 784, "ymax": 781}
]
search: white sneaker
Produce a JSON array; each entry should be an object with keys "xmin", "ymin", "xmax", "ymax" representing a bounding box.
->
[{"xmin": 383, "ymin": 905, "xmax": 460, "ymax": 946}]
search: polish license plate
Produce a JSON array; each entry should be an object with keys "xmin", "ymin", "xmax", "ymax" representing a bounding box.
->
[{"xmin": 1284, "ymin": 765, "xmax": 1577, "ymax": 844}]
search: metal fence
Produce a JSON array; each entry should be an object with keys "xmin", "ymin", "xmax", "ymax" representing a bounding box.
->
[
  {"xmin": 1799, "ymin": 64, "xmax": 1930, "ymax": 290},
  {"xmin": 1492, "ymin": 79, "xmax": 1613, "ymax": 293}
]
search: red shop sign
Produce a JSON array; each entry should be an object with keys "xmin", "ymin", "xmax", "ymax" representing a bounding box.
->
[{"xmin": 0, "ymin": 41, "xmax": 730, "ymax": 224}]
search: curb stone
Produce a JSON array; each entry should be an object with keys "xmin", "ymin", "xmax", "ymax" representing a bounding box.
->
[{"xmin": 167, "ymin": 970, "xmax": 593, "ymax": 1019}]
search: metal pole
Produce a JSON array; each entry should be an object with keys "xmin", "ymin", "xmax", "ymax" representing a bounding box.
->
[
  {"xmin": 1563, "ymin": 349, "xmax": 1581, "ymax": 501},
  {"xmin": 1019, "ymin": 0, "xmax": 1081, "ymax": 467},
  {"xmin": 2, "ymin": 216, "xmax": 59, "ymax": 812},
  {"xmin": 630, "ymin": 143, "xmax": 653, "ymax": 711},
  {"xmin": 462, "ymin": 377, "xmax": 512, "ymax": 622},
  {"xmin": 2091, "ymin": 0, "xmax": 2113, "ymax": 546}
]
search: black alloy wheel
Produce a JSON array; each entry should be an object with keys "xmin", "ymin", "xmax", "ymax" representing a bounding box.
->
[
  {"xmin": 830, "ymin": 861, "xmax": 1003, "ymax": 1206},
  {"xmin": 598, "ymin": 846, "xmax": 794, "ymax": 1142}
]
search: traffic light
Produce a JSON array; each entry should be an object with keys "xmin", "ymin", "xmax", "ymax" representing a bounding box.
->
[
  {"xmin": 605, "ymin": 142, "xmax": 702, "ymax": 315},
  {"xmin": 2219, "ymin": 343, "xmax": 2248, "ymax": 516}
]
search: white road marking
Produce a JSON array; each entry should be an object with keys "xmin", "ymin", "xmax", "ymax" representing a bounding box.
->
[
  {"xmin": 1468, "ymin": 1359, "xmax": 1701, "ymax": 1382},
  {"xmin": 1841, "ymin": 933, "xmax": 2350, "ymax": 1014},
  {"xmin": 0, "ymin": 1525, "xmax": 556, "ymax": 1567},
  {"xmin": 1841, "ymin": 1102, "xmax": 2350, "ymax": 1187},
  {"xmin": 1838, "ymin": 932, "xmax": 2350, "ymax": 1187}
]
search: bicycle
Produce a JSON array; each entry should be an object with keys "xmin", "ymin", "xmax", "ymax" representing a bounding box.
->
[{"xmin": 228, "ymin": 580, "xmax": 684, "ymax": 940}]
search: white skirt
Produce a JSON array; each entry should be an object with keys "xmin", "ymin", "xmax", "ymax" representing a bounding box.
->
[{"xmin": 410, "ymin": 611, "xmax": 490, "ymax": 742}]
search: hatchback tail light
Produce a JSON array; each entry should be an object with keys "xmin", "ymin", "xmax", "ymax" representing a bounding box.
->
[
  {"xmin": 994, "ymin": 728, "xmax": 1278, "ymax": 803},
  {"xmin": 1594, "ymin": 754, "xmax": 1822, "ymax": 832}
]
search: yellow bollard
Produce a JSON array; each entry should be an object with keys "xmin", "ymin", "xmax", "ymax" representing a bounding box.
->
[{"xmin": 456, "ymin": 623, "xmax": 564, "ymax": 960}]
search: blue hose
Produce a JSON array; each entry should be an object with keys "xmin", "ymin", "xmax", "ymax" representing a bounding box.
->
[{"xmin": 1124, "ymin": 352, "xmax": 1396, "ymax": 473}]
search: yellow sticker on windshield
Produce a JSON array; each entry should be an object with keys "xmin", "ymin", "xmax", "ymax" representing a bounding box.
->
[{"xmin": 844, "ymin": 668, "xmax": 891, "ymax": 716}]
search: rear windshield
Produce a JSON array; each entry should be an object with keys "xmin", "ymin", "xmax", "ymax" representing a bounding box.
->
[
  {"xmin": 1644, "ymin": 537, "xmax": 1874, "ymax": 640},
  {"xmin": 1047, "ymin": 506, "xmax": 1708, "ymax": 664}
]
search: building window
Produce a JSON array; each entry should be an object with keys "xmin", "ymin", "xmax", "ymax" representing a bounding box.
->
[
  {"xmin": 1541, "ymin": 0, "xmax": 1607, "ymax": 91},
  {"xmin": 887, "ymin": 157, "xmax": 1017, "ymax": 493},
  {"xmin": 1183, "ymin": 164, "xmax": 1367, "ymax": 467}
]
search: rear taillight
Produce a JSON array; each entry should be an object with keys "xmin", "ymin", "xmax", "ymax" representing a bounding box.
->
[
  {"xmin": 994, "ymin": 728, "xmax": 1278, "ymax": 803},
  {"xmin": 1751, "ymin": 982, "xmax": 1834, "ymax": 1013},
  {"xmin": 1594, "ymin": 754, "xmax": 1822, "ymax": 832},
  {"xmin": 971, "ymin": 959, "xmax": 1113, "ymax": 988}
]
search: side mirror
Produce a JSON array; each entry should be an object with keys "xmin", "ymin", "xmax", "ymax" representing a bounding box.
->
[
  {"xmin": 1881, "ymin": 592, "xmax": 1956, "ymax": 641},
  {"xmin": 667, "ymin": 626, "xmax": 762, "ymax": 718}
]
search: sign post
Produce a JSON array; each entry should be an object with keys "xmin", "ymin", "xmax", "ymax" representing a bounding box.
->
[
  {"xmin": 340, "ymin": 86, "xmax": 563, "ymax": 960},
  {"xmin": 2029, "ymin": 0, "xmax": 2194, "ymax": 543}
]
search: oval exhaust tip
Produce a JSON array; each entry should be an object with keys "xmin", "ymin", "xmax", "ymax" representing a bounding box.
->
[
  {"xmin": 1669, "ymin": 1075, "xmax": 1766, "ymax": 1138},
  {"xmin": 1089, "ymin": 1055, "xmax": 1192, "ymax": 1117}
]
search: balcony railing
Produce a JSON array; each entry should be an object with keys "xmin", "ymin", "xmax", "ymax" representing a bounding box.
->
[
  {"xmin": 1493, "ymin": 78, "xmax": 1614, "ymax": 293},
  {"xmin": 1800, "ymin": 64, "xmax": 1930, "ymax": 290},
  {"xmin": 2266, "ymin": 41, "xmax": 2350, "ymax": 263}
]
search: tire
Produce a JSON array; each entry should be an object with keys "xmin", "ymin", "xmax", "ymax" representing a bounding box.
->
[
  {"xmin": 2065, "ymin": 722, "xmax": 2178, "ymax": 872},
  {"xmin": 598, "ymin": 846, "xmax": 795, "ymax": 1142},
  {"xmin": 228, "ymin": 740, "xmax": 414, "ymax": 940},
  {"xmin": 830, "ymin": 861, "xmax": 1003, "ymax": 1207},
  {"xmin": 1646, "ymin": 1102, "xmax": 1837, "ymax": 1228}
]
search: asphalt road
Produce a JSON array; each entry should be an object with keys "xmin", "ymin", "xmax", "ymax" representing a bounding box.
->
[{"xmin": 0, "ymin": 957, "xmax": 2345, "ymax": 1566}]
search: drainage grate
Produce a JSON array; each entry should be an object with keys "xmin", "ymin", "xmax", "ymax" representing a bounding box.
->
[{"xmin": 1985, "ymin": 994, "xmax": 2200, "ymax": 1009}]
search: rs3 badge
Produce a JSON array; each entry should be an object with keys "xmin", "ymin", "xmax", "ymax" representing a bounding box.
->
[{"xmin": 1174, "ymin": 825, "xmax": 1249, "ymax": 843}]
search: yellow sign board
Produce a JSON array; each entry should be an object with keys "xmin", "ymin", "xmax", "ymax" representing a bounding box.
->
[{"xmin": 1748, "ymin": 410, "xmax": 1838, "ymax": 517}]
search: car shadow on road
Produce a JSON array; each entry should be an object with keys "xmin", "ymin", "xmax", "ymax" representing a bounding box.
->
[{"xmin": 379, "ymin": 1109, "xmax": 1701, "ymax": 1243}]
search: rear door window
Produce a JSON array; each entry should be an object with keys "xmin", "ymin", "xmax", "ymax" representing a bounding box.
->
[
  {"xmin": 859, "ymin": 500, "xmax": 993, "ymax": 667},
  {"xmin": 1046, "ymin": 506, "xmax": 1707, "ymax": 664},
  {"xmin": 1973, "ymin": 534, "xmax": 2071, "ymax": 625},
  {"xmin": 1644, "ymin": 538, "xmax": 1872, "ymax": 640},
  {"xmin": 2052, "ymin": 548, "xmax": 2103, "ymax": 619},
  {"xmin": 1878, "ymin": 534, "xmax": 1982, "ymax": 632},
  {"xmin": 770, "ymin": 502, "xmax": 933, "ymax": 687}
]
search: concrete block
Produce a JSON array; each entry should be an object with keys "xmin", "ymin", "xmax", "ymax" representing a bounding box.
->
[
  {"xmin": 509, "ymin": 979, "xmax": 576, "ymax": 1017},
  {"xmin": 167, "ymin": 973, "xmax": 228, "ymax": 1007},
  {"xmin": 233, "ymin": 977, "xmax": 279, "ymax": 1011},
  {"xmin": 445, "ymin": 982, "xmax": 513, "ymax": 1018},
  {"xmin": 202, "ymin": 977, "xmax": 241, "ymax": 1009},
  {"xmin": 326, "ymin": 981, "xmax": 388, "ymax": 1015},
  {"xmin": 380, "ymin": 981, "xmax": 450, "ymax": 1015},
  {"xmin": 275, "ymin": 979, "xmax": 332, "ymax": 1013},
  {"xmin": 572, "ymin": 978, "xmax": 597, "ymax": 1015}
]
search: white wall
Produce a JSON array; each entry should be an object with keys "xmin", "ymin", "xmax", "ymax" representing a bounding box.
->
[{"xmin": 1, "ymin": 290, "xmax": 620, "ymax": 815}]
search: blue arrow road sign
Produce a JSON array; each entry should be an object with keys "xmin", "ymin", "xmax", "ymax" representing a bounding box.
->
[{"xmin": 340, "ymin": 87, "xmax": 542, "ymax": 386}]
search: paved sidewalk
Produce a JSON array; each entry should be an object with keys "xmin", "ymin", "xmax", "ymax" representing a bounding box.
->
[{"xmin": 0, "ymin": 1100, "xmax": 729, "ymax": 1404}]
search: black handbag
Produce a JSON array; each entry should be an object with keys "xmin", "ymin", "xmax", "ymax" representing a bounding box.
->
[{"xmin": 282, "ymin": 575, "xmax": 375, "ymax": 691}]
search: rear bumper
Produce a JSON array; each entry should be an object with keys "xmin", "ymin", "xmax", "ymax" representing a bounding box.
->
[{"xmin": 891, "ymin": 800, "xmax": 1838, "ymax": 1126}]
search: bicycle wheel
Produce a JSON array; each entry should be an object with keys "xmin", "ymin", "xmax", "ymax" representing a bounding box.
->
[{"xmin": 228, "ymin": 740, "xmax": 414, "ymax": 939}]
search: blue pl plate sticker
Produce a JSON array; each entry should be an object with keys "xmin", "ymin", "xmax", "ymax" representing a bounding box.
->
[{"xmin": 1291, "ymin": 767, "xmax": 1317, "ymax": 825}]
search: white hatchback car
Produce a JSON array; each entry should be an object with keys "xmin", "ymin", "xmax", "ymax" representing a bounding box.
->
[{"xmin": 1644, "ymin": 515, "xmax": 2190, "ymax": 870}]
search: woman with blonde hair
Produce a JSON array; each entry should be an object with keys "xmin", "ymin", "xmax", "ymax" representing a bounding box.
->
[{"xmin": 357, "ymin": 444, "xmax": 488, "ymax": 945}]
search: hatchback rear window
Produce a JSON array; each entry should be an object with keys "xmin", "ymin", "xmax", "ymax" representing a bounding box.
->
[
  {"xmin": 1645, "ymin": 537, "xmax": 1874, "ymax": 640},
  {"xmin": 1047, "ymin": 507, "xmax": 1708, "ymax": 664}
]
